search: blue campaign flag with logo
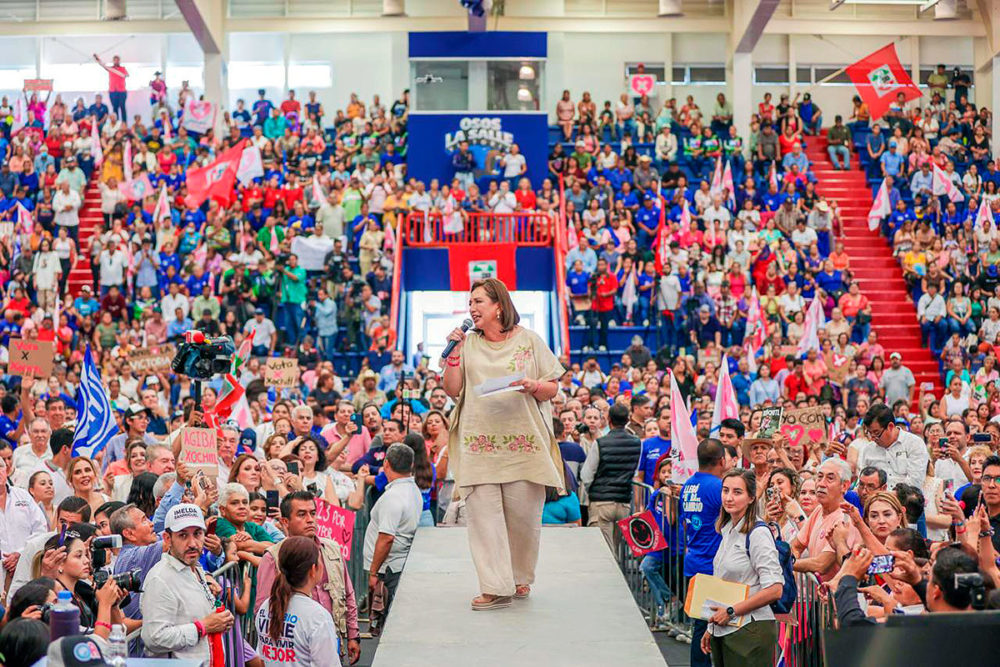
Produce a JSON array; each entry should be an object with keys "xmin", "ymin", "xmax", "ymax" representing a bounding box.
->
[{"xmin": 72, "ymin": 345, "xmax": 119, "ymax": 458}]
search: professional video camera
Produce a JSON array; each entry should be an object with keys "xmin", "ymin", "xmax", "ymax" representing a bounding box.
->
[
  {"xmin": 955, "ymin": 572, "xmax": 987, "ymax": 611},
  {"xmin": 171, "ymin": 330, "xmax": 235, "ymax": 380}
]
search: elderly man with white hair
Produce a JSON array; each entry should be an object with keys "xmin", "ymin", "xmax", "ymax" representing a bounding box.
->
[
  {"xmin": 291, "ymin": 404, "xmax": 316, "ymax": 439},
  {"xmin": 216, "ymin": 482, "xmax": 277, "ymax": 567},
  {"xmin": 790, "ymin": 457, "xmax": 861, "ymax": 582}
]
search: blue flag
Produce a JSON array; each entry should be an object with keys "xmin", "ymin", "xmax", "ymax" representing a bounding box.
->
[{"xmin": 72, "ymin": 345, "xmax": 119, "ymax": 459}]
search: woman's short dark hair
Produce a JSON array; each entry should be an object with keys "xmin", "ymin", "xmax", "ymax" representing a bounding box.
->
[
  {"xmin": 127, "ymin": 472, "xmax": 159, "ymax": 517},
  {"xmin": 0, "ymin": 618, "xmax": 50, "ymax": 667},
  {"xmin": 6, "ymin": 578, "xmax": 57, "ymax": 621},
  {"xmin": 292, "ymin": 436, "xmax": 328, "ymax": 473},
  {"xmin": 470, "ymin": 278, "xmax": 520, "ymax": 332}
]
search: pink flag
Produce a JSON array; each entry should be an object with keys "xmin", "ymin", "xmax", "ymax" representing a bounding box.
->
[
  {"xmin": 797, "ymin": 296, "xmax": 825, "ymax": 355},
  {"xmin": 383, "ymin": 219, "xmax": 396, "ymax": 252},
  {"xmin": 975, "ymin": 197, "xmax": 995, "ymax": 229},
  {"xmin": 679, "ymin": 199, "xmax": 692, "ymax": 234},
  {"xmin": 119, "ymin": 174, "xmax": 154, "ymax": 202},
  {"xmin": 621, "ymin": 267, "xmax": 638, "ymax": 319},
  {"xmin": 669, "ymin": 371, "xmax": 699, "ymax": 483},
  {"xmin": 160, "ymin": 110, "xmax": 172, "ymax": 140},
  {"xmin": 868, "ymin": 178, "xmax": 891, "ymax": 231},
  {"xmin": 932, "ymin": 163, "xmax": 964, "ymax": 203},
  {"xmin": 709, "ymin": 156, "xmax": 723, "ymax": 197},
  {"xmin": 236, "ymin": 144, "xmax": 263, "ymax": 186},
  {"xmin": 722, "ymin": 159, "xmax": 735, "ymax": 208},
  {"xmin": 311, "ymin": 173, "xmax": 325, "ymax": 205},
  {"xmin": 11, "ymin": 97, "xmax": 25, "ymax": 134},
  {"xmin": 769, "ymin": 161, "xmax": 778, "ymax": 191},
  {"xmin": 16, "ymin": 203, "xmax": 33, "ymax": 234},
  {"xmin": 566, "ymin": 218, "xmax": 578, "ymax": 251},
  {"xmin": 153, "ymin": 184, "xmax": 170, "ymax": 223},
  {"xmin": 91, "ymin": 124, "xmax": 103, "ymax": 167},
  {"xmin": 744, "ymin": 289, "xmax": 768, "ymax": 350},
  {"xmin": 123, "ymin": 140, "xmax": 133, "ymax": 182},
  {"xmin": 711, "ymin": 355, "xmax": 740, "ymax": 434}
]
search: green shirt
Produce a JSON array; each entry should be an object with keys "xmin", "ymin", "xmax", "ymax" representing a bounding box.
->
[
  {"xmin": 827, "ymin": 125, "xmax": 850, "ymax": 146},
  {"xmin": 216, "ymin": 517, "xmax": 276, "ymax": 544},
  {"xmin": 281, "ymin": 265, "xmax": 308, "ymax": 304}
]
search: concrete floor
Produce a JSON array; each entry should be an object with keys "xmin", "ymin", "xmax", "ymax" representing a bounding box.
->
[{"xmin": 368, "ymin": 526, "xmax": 667, "ymax": 667}]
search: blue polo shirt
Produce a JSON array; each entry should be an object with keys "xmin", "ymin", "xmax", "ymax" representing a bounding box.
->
[
  {"xmin": 0, "ymin": 413, "xmax": 19, "ymax": 448},
  {"xmin": 636, "ymin": 436, "xmax": 671, "ymax": 485},
  {"xmin": 680, "ymin": 471, "xmax": 723, "ymax": 577}
]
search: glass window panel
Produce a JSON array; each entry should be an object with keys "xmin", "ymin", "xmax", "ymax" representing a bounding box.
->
[
  {"xmin": 671, "ymin": 67, "xmax": 686, "ymax": 84},
  {"xmin": 796, "ymin": 67, "xmax": 812, "ymax": 84},
  {"xmin": 689, "ymin": 66, "xmax": 725, "ymax": 84},
  {"xmin": 229, "ymin": 63, "xmax": 285, "ymax": 90},
  {"xmin": 754, "ymin": 67, "xmax": 789, "ymax": 85},
  {"xmin": 413, "ymin": 61, "xmax": 468, "ymax": 112},
  {"xmin": 487, "ymin": 61, "xmax": 541, "ymax": 111},
  {"xmin": 288, "ymin": 63, "xmax": 332, "ymax": 89}
]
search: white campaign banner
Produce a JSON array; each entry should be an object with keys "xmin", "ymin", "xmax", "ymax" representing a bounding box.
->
[{"xmin": 290, "ymin": 235, "xmax": 334, "ymax": 272}]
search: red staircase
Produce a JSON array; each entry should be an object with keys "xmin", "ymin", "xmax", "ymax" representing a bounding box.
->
[
  {"xmin": 804, "ymin": 133, "xmax": 943, "ymax": 401},
  {"xmin": 67, "ymin": 176, "xmax": 103, "ymax": 296}
]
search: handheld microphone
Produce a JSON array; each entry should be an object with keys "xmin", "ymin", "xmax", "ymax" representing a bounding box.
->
[{"xmin": 441, "ymin": 318, "xmax": 474, "ymax": 359}]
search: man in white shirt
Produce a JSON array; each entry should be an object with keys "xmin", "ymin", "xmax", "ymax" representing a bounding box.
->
[
  {"xmin": 0, "ymin": 454, "xmax": 49, "ymax": 568},
  {"xmin": 702, "ymin": 195, "xmax": 731, "ymax": 227},
  {"xmin": 858, "ymin": 404, "xmax": 929, "ymax": 490},
  {"xmin": 917, "ymin": 282, "xmax": 948, "ymax": 354},
  {"xmin": 244, "ymin": 307, "xmax": 277, "ymax": 355},
  {"xmin": 141, "ymin": 504, "xmax": 234, "ymax": 662},
  {"xmin": 408, "ymin": 182, "xmax": 432, "ymax": 214},
  {"xmin": 934, "ymin": 418, "xmax": 973, "ymax": 489},
  {"xmin": 363, "ymin": 443, "xmax": 422, "ymax": 622},
  {"xmin": 791, "ymin": 219, "xmax": 818, "ymax": 253},
  {"xmin": 160, "ymin": 282, "xmax": 189, "ymax": 325},
  {"xmin": 489, "ymin": 180, "xmax": 517, "ymax": 213},
  {"xmin": 11, "ymin": 417, "xmax": 52, "ymax": 476},
  {"xmin": 99, "ymin": 245, "xmax": 127, "ymax": 292},
  {"xmin": 17, "ymin": 427, "xmax": 74, "ymax": 505},
  {"xmin": 655, "ymin": 125, "xmax": 678, "ymax": 168},
  {"xmin": 53, "ymin": 181, "xmax": 81, "ymax": 240}
]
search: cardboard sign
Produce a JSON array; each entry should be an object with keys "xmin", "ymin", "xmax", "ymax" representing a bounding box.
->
[
  {"xmin": 129, "ymin": 344, "xmax": 176, "ymax": 374},
  {"xmin": 23, "ymin": 79, "xmax": 53, "ymax": 92},
  {"xmin": 697, "ymin": 349, "xmax": 721, "ymax": 368},
  {"xmin": 778, "ymin": 406, "xmax": 828, "ymax": 450},
  {"xmin": 315, "ymin": 498, "xmax": 355, "ymax": 561},
  {"xmin": 264, "ymin": 358, "xmax": 300, "ymax": 388},
  {"xmin": 824, "ymin": 351, "xmax": 850, "ymax": 385},
  {"xmin": 757, "ymin": 407, "xmax": 783, "ymax": 439},
  {"xmin": 617, "ymin": 510, "xmax": 668, "ymax": 557},
  {"xmin": 178, "ymin": 427, "xmax": 219, "ymax": 477},
  {"xmin": 7, "ymin": 339, "xmax": 55, "ymax": 378}
]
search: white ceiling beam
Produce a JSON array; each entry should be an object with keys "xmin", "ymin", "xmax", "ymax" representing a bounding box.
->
[
  {"xmin": 974, "ymin": 0, "xmax": 1000, "ymax": 71},
  {"xmin": 175, "ymin": 0, "xmax": 224, "ymax": 54},
  {"xmin": 733, "ymin": 0, "xmax": 780, "ymax": 54},
  {"xmin": 765, "ymin": 17, "xmax": 985, "ymax": 37}
]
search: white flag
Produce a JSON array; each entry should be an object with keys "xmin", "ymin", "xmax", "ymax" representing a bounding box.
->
[
  {"xmin": 932, "ymin": 163, "xmax": 964, "ymax": 203},
  {"xmin": 797, "ymin": 297, "xmax": 825, "ymax": 356},
  {"xmin": 236, "ymin": 145, "xmax": 264, "ymax": 186},
  {"xmin": 975, "ymin": 197, "xmax": 995, "ymax": 229},
  {"xmin": 868, "ymin": 178, "xmax": 891, "ymax": 231},
  {"xmin": 153, "ymin": 184, "xmax": 171, "ymax": 224},
  {"xmin": 621, "ymin": 267, "xmax": 638, "ymax": 319},
  {"xmin": 123, "ymin": 139, "xmax": 133, "ymax": 181},
  {"xmin": 91, "ymin": 122, "xmax": 103, "ymax": 167}
]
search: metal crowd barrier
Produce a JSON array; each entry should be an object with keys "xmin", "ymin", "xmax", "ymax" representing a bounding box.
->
[
  {"xmin": 615, "ymin": 482, "xmax": 834, "ymax": 666},
  {"xmin": 403, "ymin": 211, "xmax": 553, "ymax": 246}
]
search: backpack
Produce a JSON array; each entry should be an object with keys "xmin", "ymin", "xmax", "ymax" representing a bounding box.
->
[{"xmin": 745, "ymin": 521, "xmax": 797, "ymax": 615}]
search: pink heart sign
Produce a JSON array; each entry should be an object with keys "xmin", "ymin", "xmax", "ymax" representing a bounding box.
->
[
  {"xmin": 630, "ymin": 75, "xmax": 655, "ymax": 96},
  {"xmin": 777, "ymin": 406, "xmax": 828, "ymax": 449}
]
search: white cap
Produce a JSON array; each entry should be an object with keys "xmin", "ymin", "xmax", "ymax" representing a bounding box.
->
[{"xmin": 164, "ymin": 503, "xmax": 206, "ymax": 532}]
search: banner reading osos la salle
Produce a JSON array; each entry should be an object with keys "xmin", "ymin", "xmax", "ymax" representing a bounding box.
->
[{"xmin": 408, "ymin": 113, "xmax": 548, "ymax": 189}]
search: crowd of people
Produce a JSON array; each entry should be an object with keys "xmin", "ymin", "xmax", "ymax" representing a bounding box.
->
[{"xmin": 1, "ymin": 53, "xmax": 999, "ymax": 667}]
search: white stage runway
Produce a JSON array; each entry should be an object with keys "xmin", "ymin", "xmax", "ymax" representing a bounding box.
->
[{"xmin": 371, "ymin": 526, "xmax": 667, "ymax": 667}]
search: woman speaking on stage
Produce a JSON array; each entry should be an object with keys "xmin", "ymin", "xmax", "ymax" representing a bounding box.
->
[{"xmin": 442, "ymin": 278, "xmax": 566, "ymax": 611}]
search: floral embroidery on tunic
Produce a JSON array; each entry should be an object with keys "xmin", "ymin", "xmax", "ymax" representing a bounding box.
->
[
  {"xmin": 502, "ymin": 434, "xmax": 538, "ymax": 453},
  {"xmin": 507, "ymin": 345, "xmax": 533, "ymax": 372},
  {"xmin": 464, "ymin": 434, "xmax": 498, "ymax": 453}
]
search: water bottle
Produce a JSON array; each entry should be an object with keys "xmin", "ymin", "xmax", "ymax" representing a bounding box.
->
[
  {"xmin": 48, "ymin": 590, "xmax": 80, "ymax": 641},
  {"xmin": 106, "ymin": 624, "xmax": 127, "ymax": 667}
]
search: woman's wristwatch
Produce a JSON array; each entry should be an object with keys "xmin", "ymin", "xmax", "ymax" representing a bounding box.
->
[{"xmin": 726, "ymin": 606, "xmax": 736, "ymax": 621}]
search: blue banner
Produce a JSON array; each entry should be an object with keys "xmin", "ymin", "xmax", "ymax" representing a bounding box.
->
[
  {"xmin": 409, "ymin": 31, "xmax": 547, "ymax": 59},
  {"xmin": 408, "ymin": 112, "xmax": 549, "ymax": 189}
]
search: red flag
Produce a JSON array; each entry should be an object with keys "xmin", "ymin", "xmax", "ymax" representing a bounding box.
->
[
  {"xmin": 184, "ymin": 140, "xmax": 246, "ymax": 208},
  {"xmin": 845, "ymin": 43, "xmax": 922, "ymax": 121}
]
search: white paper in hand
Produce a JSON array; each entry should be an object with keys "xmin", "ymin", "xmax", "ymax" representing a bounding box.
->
[{"xmin": 474, "ymin": 371, "xmax": 525, "ymax": 398}]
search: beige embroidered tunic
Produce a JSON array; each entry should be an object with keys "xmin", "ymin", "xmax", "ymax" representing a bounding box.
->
[{"xmin": 448, "ymin": 327, "xmax": 566, "ymax": 498}]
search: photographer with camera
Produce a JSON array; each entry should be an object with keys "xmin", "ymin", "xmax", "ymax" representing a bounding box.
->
[{"xmin": 111, "ymin": 502, "xmax": 224, "ymax": 619}]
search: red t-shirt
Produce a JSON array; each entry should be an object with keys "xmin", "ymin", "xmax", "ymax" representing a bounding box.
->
[
  {"xmin": 514, "ymin": 189, "xmax": 536, "ymax": 211},
  {"xmin": 280, "ymin": 100, "xmax": 301, "ymax": 116},
  {"xmin": 45, "ymin": 135, "xmax": 64, "ymax": 158},
  {"xmin": 784, "ymin": 373, "xmax": 807, "ymax": 399},
  {"xmin": 108, "ymin": 66, "xmax": 128, "ymax": 93},
  {"xmin": 593, "ymin": 272, "xmax": 619, "ymax": 312}
]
